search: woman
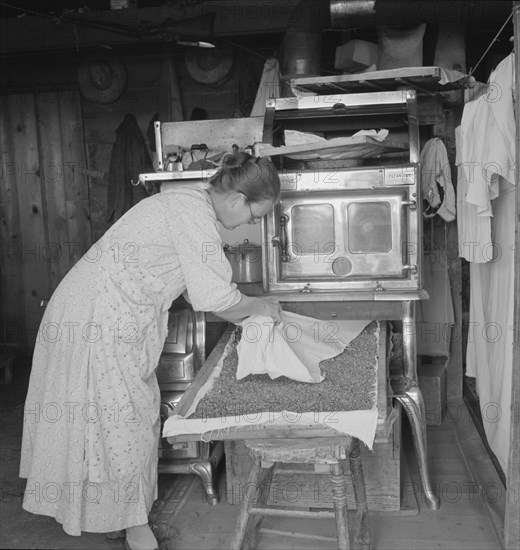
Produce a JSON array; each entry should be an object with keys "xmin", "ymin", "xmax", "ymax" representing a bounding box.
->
[{"xmin": 20, "ymin": 153, "xmax": 282, "ymax": 550}]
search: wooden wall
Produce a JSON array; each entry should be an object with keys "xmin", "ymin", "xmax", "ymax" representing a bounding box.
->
[
  {"xmin": 0, "ymin": 90, "xmax": 91, "ymax": 346},
  {"xmin": 82, "ymin": 53, "xmax": 161, "ymax": 241},
  {"xmin": 0, "ymin": 46, "xmax": 264, "ymax": 346}
]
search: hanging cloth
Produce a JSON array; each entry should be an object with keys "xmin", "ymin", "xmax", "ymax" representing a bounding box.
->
[
  {"xmin": 105, "ymin": 114, "xmax": 153, "ymax": 223},
  {"xmin": 464, "ymin": 51, "xmax": 516, "ymax": 476},
  {"xmin": 457, "ymin": 51, "xmax": 515, "ymax": 240},
  {"xmin": 249, "ymin": 58, "xmax": 281, "ymax": 117},
  {"xmin": 420, "ymin": 137, "xmax": 456, "ymax": 222}
]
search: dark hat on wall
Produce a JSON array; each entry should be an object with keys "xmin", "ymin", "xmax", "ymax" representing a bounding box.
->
[{"xmin": 78, "ymin": 53, "xmax": 128, "ymax": 104}]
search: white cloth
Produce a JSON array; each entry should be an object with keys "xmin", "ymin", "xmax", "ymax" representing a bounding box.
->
[
  {"xmin": 457, "ymin": 52, "xmax": 515, "ymax": 262},
  {"xmin": 420, "ymin": 137, "xmax": 456, "ymax": 222},
  {"xmin": 20, "ymin": 186, "xmax": 240, "ymax": 535},
  {"xmin": 250, "ymin": 58, "xmax": 280, "ymax": 117},
  {"xmin": 462, "ymin": 51, "xmax": 515, "ymax": 476},
  {"xmin": 466, "ymin": 180, "xmax": 514, "ymax": 475},
  {"xmin": 438, "ymin": 67, "xmax": 467, "ymax": 85},
  {"xmin": 455, "ymin": 126, "xmax": 493, "ymax": 263},
  {"xmin": 283, "ymin": 128, "xmax": 389, "ymax": 160},
  {"xmin": 236, "ymin": 312, "xmax": 369, "ymax": 383}
]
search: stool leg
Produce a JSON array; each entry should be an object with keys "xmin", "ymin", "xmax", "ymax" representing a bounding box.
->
[
  {"xmin": 330, "ymin": 461, "xmax": 350, "ymax": 550},
  {"xmin": 229, "ymin": 458, "xmax": 274, "ymax": 550},
  {"xmin": 349, "ymin": 440, "xmax": 371, "ymax": 550},
  {"xmin": 242, "ymin": 465, "xmax": 274, "ymax": 550}
]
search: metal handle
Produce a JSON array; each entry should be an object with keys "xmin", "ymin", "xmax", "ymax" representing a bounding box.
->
[
  {"xmin": 402, "ymin": 199, "xmax": 417, "ymax": 211},
  {"xmin": 154, "ymin": 121, "xmax": 163, "ymax": 171},
  {"xmin": 271, "ymin": 218, "xmax": 290, "ymax": 263},
  {"xmin": 190, "ymin": 143, "xmax": 208, "ymax": 152},
  {"xmin": 403, "ymin": 264, "xmax": 418, "ymax": 275},
  {"xmin": 278, "ymin": 214, "xmax": 290, "ymax": 262}
]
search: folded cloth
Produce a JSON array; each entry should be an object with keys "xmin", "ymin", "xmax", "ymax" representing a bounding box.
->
[
  {"xmin": 237, "ymin": 311, "xmax": 369, "ymax": 383},
  {"xmin": 437, "ymin": 67, "xmax": 468, "ymax": 86}
]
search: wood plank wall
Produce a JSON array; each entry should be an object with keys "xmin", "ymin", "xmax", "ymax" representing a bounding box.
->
[
  {"xmin": 1, "ymin": 48, "xmax": 263, "ymax": 346},
  {"xmin": 0, "ymin": 90, "xmax": 92, "ymax": 346},
  {"xmin": 82, "ymin": 54, "xmax": 161, "ymax": 241}
]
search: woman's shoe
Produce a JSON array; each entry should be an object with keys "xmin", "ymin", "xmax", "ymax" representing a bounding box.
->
[
  {"xmin": 105, "ymin": 529, "xmax": 126, "ymax": 539},
  {"xmin": 149, "ymin": 522, "xmax": 180, "ymax": 542},
  {"xmin": 123, "ymin": 539, "xmax": 160, "ymax": 550}
]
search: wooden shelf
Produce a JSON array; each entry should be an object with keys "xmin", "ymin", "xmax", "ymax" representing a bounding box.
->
[{"xmin": 291, "ymin": 67, "xmax": 469, "ymax": 96}]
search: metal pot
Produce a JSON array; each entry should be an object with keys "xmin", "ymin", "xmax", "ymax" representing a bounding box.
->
[{"xmin": 224, "ymin": 239, "xmax": 263, "ymax": 283}]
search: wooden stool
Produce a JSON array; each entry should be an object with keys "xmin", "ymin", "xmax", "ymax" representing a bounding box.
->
[{"xmin": 230, "ymin": 437, "xmax": 371, "ymax": 550}]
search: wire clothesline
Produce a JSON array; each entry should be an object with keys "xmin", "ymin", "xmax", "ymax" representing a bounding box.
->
[{"xmin": 468, "ymin": 6, "xmax": 519, "ymax": 78}]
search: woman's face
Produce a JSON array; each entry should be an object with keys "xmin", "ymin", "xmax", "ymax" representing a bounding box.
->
[{"xmin": 216, "ymin": 192, "xmax": 276, "ymax": 230}]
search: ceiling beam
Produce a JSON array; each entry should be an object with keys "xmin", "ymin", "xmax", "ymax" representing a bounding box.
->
[{"xmin": 0, "ymin": 1, "xmax": 300, "ymax": 56}]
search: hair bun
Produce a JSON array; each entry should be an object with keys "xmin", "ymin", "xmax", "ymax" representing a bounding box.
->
[
  {"xmin": 208, "ymin": 152, "xmax": 280, "ymax": 203},
  {"xmin": 222, "ymin": 151, "xmax": 253, "ymax": 169}
]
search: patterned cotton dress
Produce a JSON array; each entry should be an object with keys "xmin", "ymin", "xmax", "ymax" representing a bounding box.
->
[{"xmin": 19, "ymin": 185, "xmax": 240, "ymax": 535}]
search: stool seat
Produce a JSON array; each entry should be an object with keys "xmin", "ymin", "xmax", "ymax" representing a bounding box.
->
[{"xmin": 230, "ymin": 436, "xmax": 371, "ymax": 550}]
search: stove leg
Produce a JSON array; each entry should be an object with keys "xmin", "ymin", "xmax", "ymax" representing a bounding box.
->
[
  {"xmin": 190, "ymin": 460, "xmax": 218, "ymax": 505},
  {"xmin": 396, "ymin": 386, "xmax": 440, "ymax": 510},
  {"xmin": 189, "ymin": 442, "xmax": 224, "ymax": 505}
]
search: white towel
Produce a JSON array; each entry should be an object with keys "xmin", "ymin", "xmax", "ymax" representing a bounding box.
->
[{"xmin": 236, "ymin": 311, "xmax": 369, "ymax": 383}]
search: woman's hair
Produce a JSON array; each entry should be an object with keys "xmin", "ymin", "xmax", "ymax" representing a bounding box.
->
[{"xmin": 208, "ymin": 152, "xmax": 280, "ymax": 203}]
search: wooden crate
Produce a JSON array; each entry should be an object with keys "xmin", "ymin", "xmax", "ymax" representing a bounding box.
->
[{"xmin": 225, "ymin": 405, "xmax": 401, "ymax": 511}]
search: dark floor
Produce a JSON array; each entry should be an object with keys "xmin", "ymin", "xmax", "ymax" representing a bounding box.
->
[
  {"xmin": 0, "ymin": 354, "xmax": 506, "ymax": 550},
  {"xmin": 463, "ymin": 376, "xmax": 506, "ymax": 486}
]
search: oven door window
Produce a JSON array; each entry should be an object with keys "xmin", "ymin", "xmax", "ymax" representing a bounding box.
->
[
  {"xmin": 280, "ymin": 201, "xmax": 338, "ymax": 280},
  {"xmin": 292, "ymin": 204, "xmax": 334, "ymax": 255},
  {"xmin": 347, "ymin": 202, "xmax": 392, "ymax": 253},
  {"xmin": 340, "ymin": 194, "xmax": 406, "ymax": 278}
]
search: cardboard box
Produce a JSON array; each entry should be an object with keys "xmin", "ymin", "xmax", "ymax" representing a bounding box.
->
[
  {"xmin": 334, "ymin": 40, "xmax": 378, "ymax": 73},
  {"xmin": 418, "ymin": 363, "xmax": 447, "ymax": 426}
]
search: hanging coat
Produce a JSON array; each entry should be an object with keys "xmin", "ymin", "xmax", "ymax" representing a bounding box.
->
[{"xmin": 105, "ymin": 114, "xmax": 153, "ymax": 223}]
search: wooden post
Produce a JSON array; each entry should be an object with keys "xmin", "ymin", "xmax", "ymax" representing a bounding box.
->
[{"xmin": 506, "ymin": 4, "xmax": 520, "ymax": 549}]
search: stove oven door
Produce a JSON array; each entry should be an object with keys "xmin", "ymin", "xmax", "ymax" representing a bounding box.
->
[{"xmin": 264, "ymin": 189, "xmax": 418, "ymax": 292}]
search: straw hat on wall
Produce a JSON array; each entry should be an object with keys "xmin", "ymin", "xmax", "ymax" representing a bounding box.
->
[
  {"xmin": 184, "ymin": 48, "xmax": 234, "ymax": 86},
  {"xmin": 78, "ymin": 53, "xmax": 128, "ymax": 104}
]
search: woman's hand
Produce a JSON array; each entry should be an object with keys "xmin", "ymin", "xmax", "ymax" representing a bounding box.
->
[
  {"xmin": 258, "ymin": 296, "xmax": 283, "ymax": 325},
  {"xmin": 210, "ymin": 294, "xmax": 283, "ymax": 324}
]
